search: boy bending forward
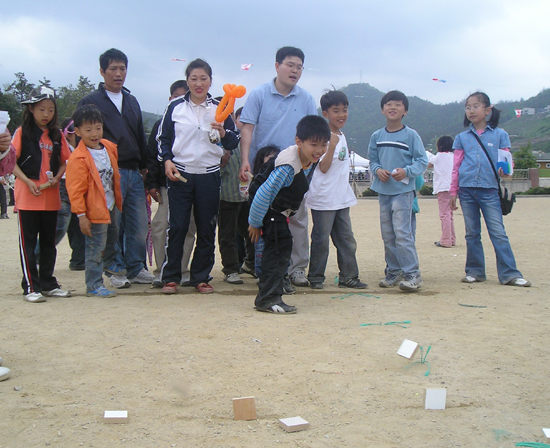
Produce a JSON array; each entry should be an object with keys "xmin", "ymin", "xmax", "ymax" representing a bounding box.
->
[
  {"xmin": 367, "ymin": 91, "xmax": 428, "ymax": 291},
  {"xmin": 248, "ymin": 115, "xmax": 330, "ymax": 314},
  {"xmin": 66, "ymin": 105, "xmax": 124, "ymax": 297}
]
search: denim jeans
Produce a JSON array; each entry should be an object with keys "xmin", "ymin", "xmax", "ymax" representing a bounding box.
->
[
  {"xmin": 114, "ymin": 168, "xmax": 148, "ymax": 278},
  {"xmin": 458, "ymin": 187, "xmax": 522, "ymax": 284},
  {"xmin": 85, "ymin": 208, "xmax": 120, "ymax": 292},
  {"xmin": 308, "ymin": 208, "xmax": 359, "ymax": 284},
  {"xmin": 378, "ymin": 191, "xmax": 420, "ymax": 277}
]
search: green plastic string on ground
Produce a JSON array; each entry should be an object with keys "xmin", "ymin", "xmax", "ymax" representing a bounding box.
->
[
  {"xmin": 360, "ymin": 320, "xmax": 411, "ymax": 329},
  {"xmin": 405, "ymin": 345, "xmax": 431, "ymax": 376},
  {"xmin": 331, "ymin": 293, "xmax": 381, "ymax": 300},
  {"xmin": 516, "ymin": 443, "xmax": 550, "ymax": 447}
]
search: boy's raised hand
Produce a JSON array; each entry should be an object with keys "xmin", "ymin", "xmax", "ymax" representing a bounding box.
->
[
  {"xmin": 376, "ymin": 168, "xmax": 391, "ymax": 182},
  {"xmin": 78, "ymin": 215, "xmax": 92, "ymax": 237},
  {"xmin": 248, "ymin": 225, "xmax": 261, "ymax": 244}
]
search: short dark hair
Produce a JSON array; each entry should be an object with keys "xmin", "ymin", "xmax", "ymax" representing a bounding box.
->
[
  {"xmin": 185, "ymin": 59, "xmax": 212, "ymax": 79},
  {"xmin": 99, "ymin": 48, "xmax": 128, "ymax": 71},
  {"xmin": 253, "ymin": 145, "xmax": 280, "ymax": 175},
  {"xmin": 436, "ymin": 135, "xmax": 454, "ymax": 153},
  {"xmin": 463, "ymin": 91, "xmax": 501, "ymax": 128},
  {"xmin": 320, "ymin": 90, "xmax": 348, "ymax": 111},
  {"xmin": 73, "ymin": 104, "xmax": 104, "ymax": 128},
  {"xmin": 275, "ymin": 46, "xmax": 305, "ymax": 65},
  {"xmin": 296, "ymin": 115, "xmax": 331, "ymax": 143},
  {"xmin": 380, "ymin": 90, "xmax": 409, "ymax": 111},
  {"xmin": 170, "ymin": 80, "xmax": 188, "ymax": 96},
  {"xmin": 235, "ymin": 107, "xmax": 243, "ymax": 119}
]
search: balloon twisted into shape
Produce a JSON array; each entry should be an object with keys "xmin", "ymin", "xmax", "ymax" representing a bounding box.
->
[{"xmin": 215, "ymin": 84, "xmax": 246, "ymax": 123}]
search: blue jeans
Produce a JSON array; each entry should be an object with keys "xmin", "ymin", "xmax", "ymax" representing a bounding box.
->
[
  {"xmin": 458, "ymin": 187, "xmax": 522, "ymax": 284},
  {"xmin": 85, "ymin": 208, "xmax": 121, "ymax": 292},
  {"xmin": 308, "ymin": 208, "xmax": 359, "ymax": 284},
  {"xmin": 378, "ymin": 191, "xmax": 420, "ymax": 277},
  {"xmin": 114, "ymin": 169, "xmax": 148, "ymax": 278}
]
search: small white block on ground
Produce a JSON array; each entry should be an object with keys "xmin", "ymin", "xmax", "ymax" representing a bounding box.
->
[
  {"xmin": 104, "ymin": 410, "xmax": 128, "ymax": 423},
  {"xmin": 424, "ymin": 388, "xmax": 446, "ymax": 410},
  {"xmin": 543, "ymin": 428, "xmax": 550, "ymax": 438},
  {"xmin": 397, "ymin": 339, "xmax": 419, "ymax": 359},
  {"xmin": 0, "ymin": 367, "xmax": 11, "ymax": 382},
  {"xmin": 279, "ymin": 416, "xmax": 310, "ymax": 432}
]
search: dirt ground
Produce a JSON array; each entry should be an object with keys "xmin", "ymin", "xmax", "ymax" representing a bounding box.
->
[{"xmin": 0, "ymin": 197, "xmax": 549, "ymax": 448}]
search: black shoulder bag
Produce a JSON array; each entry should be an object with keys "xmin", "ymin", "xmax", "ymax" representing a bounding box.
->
[{"xmin": 471, "ymin": 132, "xmax": 515, "ymax": 215}]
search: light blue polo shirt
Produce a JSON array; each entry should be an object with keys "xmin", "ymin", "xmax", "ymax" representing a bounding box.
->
[
  {"xmin": 240, "ymin": 78, "xmax": 318, "ymax": 166},
  {"xmin": 453, "ymin": 125, "xmax": 510, "ymax": 190}
]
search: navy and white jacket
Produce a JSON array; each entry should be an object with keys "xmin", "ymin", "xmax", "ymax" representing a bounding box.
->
[
  {"xmin": 79, "ymin": 83, "xmax": 148, "ymax": 171},
  {"xmin": 157, "ymin": 92, "xmax": 239, "ymax": 174}
]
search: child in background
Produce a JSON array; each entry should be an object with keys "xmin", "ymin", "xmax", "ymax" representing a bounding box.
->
[
  {"xmin": 450, "ymin": 92, "xmax": 530, "ymax": 287},
  {"xmin": 11, "ymin": 87, "xmax": 72, "ymax": 302},
  {"xmin": 428, "ymin": 136, "xmax": 455, "ymax": 248},
  {"xmin": 248, "ymin": 116, "xmax": 330, "ymax": 314},
  {"xmin": 218, "ymin": 107, "xmax": 255, "ymax": 284},
  {"xmin": 305, "ymin": 90, "xmax": 366, "ymax": 290},
  {"xmin": 367, "ymin": 90, "xmax": 428, "ymax": 291},
  {"xmin": 66, "ymin": 104, "xmax": 124, "ymax": 297}
]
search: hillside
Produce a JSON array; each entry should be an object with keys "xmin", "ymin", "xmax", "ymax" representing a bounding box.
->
[
  {"xmin": 337, "ymin": 84, "xmax": 550, "ymax": 157},
  {"xmin": 141, "ymin": 86, "xmax": 550, "ymax": 157}
]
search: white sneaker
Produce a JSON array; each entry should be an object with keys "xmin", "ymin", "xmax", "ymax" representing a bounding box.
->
[
  {"xmin": 25, "ymin": 292, "xmax": 46, "ymax": 303},
  {"xmin": 224, "ymin": 272, "xmax": 243, "ymax": 284},
  {"xmin": 42, "ymin": 288, "xmax": 71, "ymax": 298},
  {"xmin": 110, "ymin": 274, "xmax": 131, "ymax": 289},
  {"xmin": 0, "ymin": 366, "xmax": 11, "ymax": 381},
  {"xmin": 290, "ymin": 270, "xmax": 309, "ymax": 287},
  {"xmin": 399, "ymin": 276, "xmax": 423, "ymax": 291},
  {"xmin": 130, "ymin": 268, "xmax": 155, "ymax": 284}
]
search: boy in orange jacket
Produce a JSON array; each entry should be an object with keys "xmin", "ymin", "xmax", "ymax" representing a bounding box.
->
[{"xmin": 66, "ymin": 104, "xmax": 124, "ymax": 297}]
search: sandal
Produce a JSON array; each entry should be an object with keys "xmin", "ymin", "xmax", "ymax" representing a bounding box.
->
[{"xmin": 195, "ymin": 282, "xmax": 214, "ymax": 294}]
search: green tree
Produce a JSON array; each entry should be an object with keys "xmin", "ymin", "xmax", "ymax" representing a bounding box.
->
[
  {"xmin": 513, "ymin": 141, "xmax": 538, "ymax": 169},
  {"xmin": 5, "ymin": 72, "xmax": 35, "ymax": 103},
  {"xmin": 56, "ymin": 76, "xmax": 96, "ymax": 120},
  {"xmin": 0, "ymin": 89, "xmax": 22, "ymax": 133}
]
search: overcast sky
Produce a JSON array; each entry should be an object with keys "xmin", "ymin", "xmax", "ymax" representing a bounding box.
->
[{"xmin": 1, "ymin": 0, "xmax": 549, "ymax": 115}]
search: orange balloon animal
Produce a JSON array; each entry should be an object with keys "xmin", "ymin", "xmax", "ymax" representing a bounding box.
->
[{"xmin": 215, "ymin": 84, "xmax": 246, "ymax": 123}]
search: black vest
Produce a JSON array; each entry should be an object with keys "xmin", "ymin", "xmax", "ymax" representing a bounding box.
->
[
  {"xmin": 19, "ymin": 123, "xmax": 61, "ymax": 180},
  {"xmin": 249, "ymin": 155, "xmax": 313, "ymax": 221}
]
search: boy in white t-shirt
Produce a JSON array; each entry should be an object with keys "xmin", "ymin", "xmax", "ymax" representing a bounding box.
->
[
  {"xmin": 66, "ymin": 105, "xmax": 124, "ymax": 297},
  {"xmin": 305, "ymin": 91, "xmax": 367, "ymax": 289}
]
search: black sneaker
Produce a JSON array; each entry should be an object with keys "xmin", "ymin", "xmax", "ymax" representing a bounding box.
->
[
  {"xmin": 255, "ymin": 301, "xmax": 297, "ymax": 314},
  {"xmin": 283, "ymin": 275, "xmax": 296, "ymax": 295},
  {"xmin": 339, "ymin": 278, "xmax": 368, "ymax": 289},
  {"xmin": 310, "ymin": 282, "xmax": 323, "ymax": 290}
]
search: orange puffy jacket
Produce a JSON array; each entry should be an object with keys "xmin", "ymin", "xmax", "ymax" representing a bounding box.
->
[{"xmin": 66, "ymin": 139, "xmax": 123, "ymax": 223}]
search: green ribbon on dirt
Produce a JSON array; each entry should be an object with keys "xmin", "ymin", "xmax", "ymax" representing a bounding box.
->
[{"xmin": 405, "ymin": 345, "xmax": 431, "ymax": 376}]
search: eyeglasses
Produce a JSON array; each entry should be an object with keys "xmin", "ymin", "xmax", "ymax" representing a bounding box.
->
[
  {"xmin": 465, "ymin": 105, "xmax": 486, "ymax": 112},
  {"xmin": 283, "ymin": 62, "xmax": 304, "ymax": 71}
]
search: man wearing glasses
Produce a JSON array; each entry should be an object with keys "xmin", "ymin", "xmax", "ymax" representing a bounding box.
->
[{"xmin": 239, "ymin": 46, "xmax": 317, "ymax": 289}]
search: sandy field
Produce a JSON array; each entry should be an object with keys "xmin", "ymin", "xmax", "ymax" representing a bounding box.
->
[{"xmin": 0, "ymin": 197, "xmax": 549, "ymax": 448}]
